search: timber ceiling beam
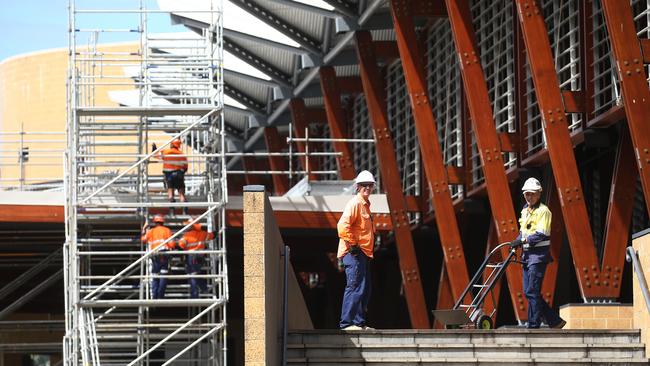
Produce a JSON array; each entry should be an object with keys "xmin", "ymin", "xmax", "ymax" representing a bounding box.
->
[{"xmin": 355, "ymin": 30, "xmax": 429, "ymax": 329}]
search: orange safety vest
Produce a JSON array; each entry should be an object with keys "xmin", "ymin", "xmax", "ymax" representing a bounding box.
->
[
  {"xmin": 142, "ymin": 225, "xmax": 175, "ymax": 251},
  {"xmin": 178, "ymin": 230, "xmax": 214, "ymax": 251},
  {"xmin": 337, "ymin": 193, "xmax": 375, "ymax": 259},
  {"xmin": 160, "ymin": 147, "xmax": 188, "ymax": 172}
]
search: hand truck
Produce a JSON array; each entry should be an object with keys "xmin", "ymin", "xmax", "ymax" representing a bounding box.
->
[{"xmin": 432, "ymin": 241, "xmax": 518, "ymax": 329}]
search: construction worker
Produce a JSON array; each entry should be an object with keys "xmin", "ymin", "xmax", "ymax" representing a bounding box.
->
[
  {"xmin": 154, "ymin": 138, "xmax": 188, "ymax": 215},
  {"xmin": 337, "ymin": 170, "xmax": 376, "ymax": 331},
  {"xmin": 511, "ymin": 177, "xmax": 566, "ymax": 329},
  {"xmin": 141, "ymin": 214, "xmax": 176, "ymax": 299},
  {"xmin": 178, "ymin": 218, "xmax": 214, "ymax": 298}
]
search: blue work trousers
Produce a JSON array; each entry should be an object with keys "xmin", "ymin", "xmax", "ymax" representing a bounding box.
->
[
  {"xmin": 523, "ymin": 262, "xmax": 562, "ymax": 328},
  {"xmin": 340, "ymin": 252, "xmax": 371, "ymax": 328},
  {"xmin": 186, "ymin": 254, "xmax": 207, "ymax": 298},
  {"xmin": 151, "ymin": 255, "xmax": 169, "ymax": 299}
]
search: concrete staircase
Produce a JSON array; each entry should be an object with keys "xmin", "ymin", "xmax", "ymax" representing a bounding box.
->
[{"xmin": 287, "ymin": 329, "xmax": 648, "ymax": 365}]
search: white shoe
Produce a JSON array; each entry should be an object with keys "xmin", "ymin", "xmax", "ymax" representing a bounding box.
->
[{"xmin": 341, "ymin": 325, "xmax": 363, "ymax": 331}]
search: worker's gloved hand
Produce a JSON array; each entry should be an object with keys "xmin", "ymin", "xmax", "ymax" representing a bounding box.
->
[
  {"xmin": 510, "ymin": 238, "xmax": 523, "ymax": 248},
  {"xmin": 349, "ymin": 245, "xmax": 361, "ymax": 256},
  {"xmin": 151, "ymin": 143, "xmax": 157, "ymax": 151}
]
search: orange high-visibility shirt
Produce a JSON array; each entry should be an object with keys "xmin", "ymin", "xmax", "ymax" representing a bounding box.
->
[
  {"xmin": 178, "ymin": 229, "xmax": 214, "ymax": 251},
  {"xmin": 159, "ymin": 147, "xmax": 188, "ymax": 172},
  {"xmin": 337, "ymin": 193, "xmax": 375, "ymax": 258},
  {"xmin": 142, "ymin": 225, "xmax": 175, "ymax": 251}
]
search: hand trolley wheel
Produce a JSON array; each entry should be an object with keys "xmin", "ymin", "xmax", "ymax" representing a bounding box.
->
[{"xmin": 476, "ymin": 315, "xmax": 493, "ymax": 329}]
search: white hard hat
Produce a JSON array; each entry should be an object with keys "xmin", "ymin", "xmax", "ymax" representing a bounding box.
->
[
  {"xmin": 521, "ymin": 177, "xmax": 542, "ymax": 193},
  {"xmin": 354, "ymin": 170, "xmax": 376, "ymax": 184}
]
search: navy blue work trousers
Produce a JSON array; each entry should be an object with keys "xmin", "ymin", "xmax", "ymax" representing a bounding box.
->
[
  {"xmin": 339, "ymin": 252, "xmax": 371, "ymax": 328},
  {"xmin": 151, "ymin": 255, "xmax": 169, "ymax": 299},
  {"xmin": 522, "ymin": 262, "xmax": 562, "ymax": 328},
  {"xmin": 186, "ymin": 254, "xmax": 207, "ymax": 298}
]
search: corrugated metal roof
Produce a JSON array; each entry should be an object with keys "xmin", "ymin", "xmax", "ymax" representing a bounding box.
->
[
  {"xmin": 225, "ymin": 35, "xmax": 298, "ymax": 76},
  {"xmin": 250, "ymin": 0, "xmax": 329, "ymax": 45},
  {"xmin": 225, "ymin": 106, "xmax": 253, "ymax": 132},
  {"xmin": 224, "ymin": 69, "xmax": 273, "ymax": 106}
]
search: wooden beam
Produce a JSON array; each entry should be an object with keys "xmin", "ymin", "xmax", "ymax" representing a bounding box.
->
[
  {"xmin": 263, "ymin": 127, "xmax": 290, "ymax": 195},
  {"xmin": 601, "ymin": 128, "xmax": 636, "ymax": 297},
  {"xmin": 516, "ymin": 0, "xmax": 605, "ymax": 298},
  {"xmin": 601, "ymin": 1, "xmax": 650, "ymax": 215},
  {"xmin": 319, "ymin": 66, "xmax": 357, "ymax": 180},
  {"xmin": 444, "ymin": 0, "xmax": 526, "ymax": 320},
  {"xmin": 541, "ymin": 176, "xmax": 563, "ymax": 307},
  {"xmin": 355, "ymin": 31, "xmax": 429, "ymax": 328},
  {"xmin": 289, "ymin": 99, "xmax": 321, "ymax": 181},
  {"xmin": 390, "ymin": 0, "xmax": 471, "ymax": 305},
  {"xmin": 561, "ymin": 90, "xmax": 584, "ymax": 114}
]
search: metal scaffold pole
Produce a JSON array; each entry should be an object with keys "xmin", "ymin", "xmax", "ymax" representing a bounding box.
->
[{"xmin": 66, "ymin": 1, "xmax": 227, "ymax": 365}]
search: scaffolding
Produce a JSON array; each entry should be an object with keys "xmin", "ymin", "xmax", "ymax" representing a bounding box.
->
[{"xmin": 64, "ymin": 1, "xmax": 226, "ymax": 365}]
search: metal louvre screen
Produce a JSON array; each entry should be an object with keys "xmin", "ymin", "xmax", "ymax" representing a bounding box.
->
[
  {"xmin": 426, "ymin": 18, "xmax": 464, "ymax": 212},
  {"xmin": 592, "ymin": 0, "xmax": 621, "ymax": 116},
  {"xmin": 525, "ymin": 0, "xmax": 582, "ymax": 157},
  {"xmin": 351, "ymin": 95, "xmax": 379, "ymax": 187},
  {"xmin": 470, "ymin": 0, "xmax": 515, "ymax": 186},
  {"xmin": 386, "ymin": 61, "xmax": 420, "ymax": 224},
  {"xmin": 315, "ymin": 123, "xmax": 338, "ymax": 181}
]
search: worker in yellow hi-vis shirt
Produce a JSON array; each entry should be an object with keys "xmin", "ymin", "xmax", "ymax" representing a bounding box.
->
[
  {"xmin": 511, "ymin": 177, "xmax": 566, "ymax": 329},
  {"xmin": 337, "ymin": 170, "xmax": 376, "ymax": 331}
]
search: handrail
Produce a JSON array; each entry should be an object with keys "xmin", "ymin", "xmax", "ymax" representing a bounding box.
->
[{"xmin": 626, "ymin": 246, "xmax": 650, "ymax": 314}]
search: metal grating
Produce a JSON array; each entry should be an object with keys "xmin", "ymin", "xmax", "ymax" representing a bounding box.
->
[
  {"xmin": 592, "ymin": 0, "xmax": 621, "ymax": 116},
  {"xmin": 525, "ymin": 0, "xmax": 582, "ymax": 157},
  {"xmin": 351, "ymin": 94, "xmax": 379, "ymax": 188},
  {"xmin": 426, "ymin": 18, "xmax": 464, "ymax": 207},
  {"xmin": 470, "ymin": 0, "xmax": 515, "ymax": 185},
  {"xmin": 314, "ymin": 123, "xmax": 338, "ymax": 181},
  {"xmin": 386, "ymin": 61, "xmax": 420, "ymax": 224}
]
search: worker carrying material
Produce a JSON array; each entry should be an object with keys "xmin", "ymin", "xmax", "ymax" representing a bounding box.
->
[
  {"xmin": 178, "ymin": 218, "xmax": 214, "ymax": 298},
  {"xmin": 337, "ymin": 170, "xmax": 376, "ymax": 331},
  {"xmin": 511, "ymin": 177, "xmax": 566, "ymax": 329},
  {"xmin": 141, "ymin": 214, "xmax": 176, "ymax": 299},
  {"xmin": 153, "ymin": 138, "xmax": 188, "ymax": 215}
]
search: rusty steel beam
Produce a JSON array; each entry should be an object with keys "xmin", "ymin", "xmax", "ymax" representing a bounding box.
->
[
  {"xmin": 601, "ymin": 128, "xmax": 636, "ymax": 297},
  {"xmin": 444, "ymin": 0, "xmax": 526, "ymax": 320},
  {"xmin": 289, "ymin": 99, "xmax": 321, "ymax": 181},
  {"xmin": 319, "ymin": 66, "xmax": 357, "ymax": 180},
  {"xmin": 516, "ymin": 0, "xmax": 606, "ymax": 299},
  {"xmin": 355, "ymin": 30, "xmax": 429, "ymax": 328},
  {"xmin": 601, "ymin": 1, "xmax": 650, "ymax": 214},
  {"xmin": 263, "ymin": 126, "xmax": 290, "ymax": 195},
  {"xmin": 389, "ymin": 0, "xmax": 471, "ymax": 303},
  {"xmin": 481, "ymin": 220, "xmax": 503, "ymax": 322},
  {"xmin": 242, "ymin": 156, "xmax": 264, "ymax": 186}
]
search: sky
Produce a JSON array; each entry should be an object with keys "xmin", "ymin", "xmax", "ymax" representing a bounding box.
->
[{"xmin": 0, "ymin": 0, "xmax": 332, "ymax": 62}]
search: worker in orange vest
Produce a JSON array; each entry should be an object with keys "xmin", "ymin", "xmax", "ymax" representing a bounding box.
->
[
  {"xmin": 153, "ymin": 138, "xmax": 188, "ymax": 215},
  {"xmin": 141, "ymin": 214, "xmax": 176, "ymax": 299},
  {"xmin": 178, "ymin": 218, "xmax": 214, "ymax": 298}
]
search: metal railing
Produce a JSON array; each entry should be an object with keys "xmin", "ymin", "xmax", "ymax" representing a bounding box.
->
[{"xmin": 626, "ymin": 246, "xmax": 650, "ymax": 314}]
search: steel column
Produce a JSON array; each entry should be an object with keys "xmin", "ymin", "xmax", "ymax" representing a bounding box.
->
[
  {"xmin": 601, "ymin": 128, "xmax": 636, "ymax": 297},
  {"xmin": 242, "ymin": 156, "xmax": 264, "ymax": 186},
  {"xmin": 434, "ymin": 266, "xmax": 454, "ymax": 329},
  {"xmin": 601, "ymin": 0, "xmax": 650, "ymax": 214},
  {"xmin": 516, "ymin": 0, "xmax": 605, "ymax": 299},
  {"xmin": 355, "ymin": 31, "xmax": 429, "ymax": 328},
  {"xmin": 263, "ymin": 127, "xmax": 290, "ymax": 195},
  {"xmin": 389, "ymin": 0, "xmax": 470, "ymax": 302},
  {"xmin": 319, "ymin": 66, "xmax": 356, "ymax": 180},
  {"xmin": 289, "ymin": 98, "xmax": 320, "ymax": 181},
  {"xmin": 541, "ymin": 176, "xmax": 563, "ymax": 306},
  {"xmin": 443, "ymin": 0, "xmax": 525, "ymax": 319}
]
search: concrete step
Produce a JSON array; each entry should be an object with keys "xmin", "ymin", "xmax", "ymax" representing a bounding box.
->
[
  {"xmin": 286, "ymin": 357, "xmax": 650, "ymax": 365},
  {"xmin": 288, "ymin": 329, "xmax": 641, "ymax": 346},
  {"xmin": 287, "ymin": 343, "xmax": 645, "ymax": 359}
]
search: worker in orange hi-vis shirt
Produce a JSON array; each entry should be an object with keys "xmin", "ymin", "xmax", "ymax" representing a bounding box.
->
[
  {"xmin": 337, "ymin": 170, "xmax": 376, "ymax": 331},
  {"xmin": 153, "ymin": 138, "xmax": 188, "ymax": 215},
  {"xmin": 178, "ymin": 218, "xmax": 215, "ymax": 298},
  {"xmin": 141, "ymin": 214, "xmax": 176, "ymax": 299}
]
